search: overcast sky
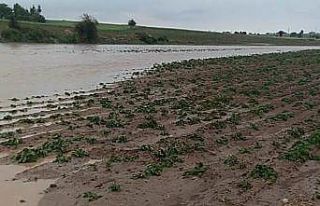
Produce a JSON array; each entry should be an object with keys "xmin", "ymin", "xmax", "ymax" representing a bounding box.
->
[{"xmin": 2, "ymin": 0, "xmax": 319, "ymax": 33}]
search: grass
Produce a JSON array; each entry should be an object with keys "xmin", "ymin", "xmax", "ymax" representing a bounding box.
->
[{"xmin": 1, "ymin": 19, "xmax": 320, "ymax": 45}]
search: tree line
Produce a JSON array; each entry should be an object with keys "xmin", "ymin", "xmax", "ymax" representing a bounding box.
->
[{"xmin": 0, "ymin": 3, "xmax": 45, "ymax": 23}]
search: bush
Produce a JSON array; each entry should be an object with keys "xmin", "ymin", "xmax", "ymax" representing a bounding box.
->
[
  {"xmin": 137, "ymin": 32, "xmax": 158, "ymax": 44},
  {"xmin": 128, "ymin": 19, "xmax": 136, "ymax": 27},
  {"xmin": 75, "ymin": 14, "xmax": 99, "ymax": 43}
]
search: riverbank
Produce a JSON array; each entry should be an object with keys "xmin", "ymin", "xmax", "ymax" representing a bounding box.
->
[
  {"xmin": 0, "ymin": 50, "xmax": 320, "ymax": 205},
  {"xmin": 1, "ymin": 20, "xmax": 320, "ymax": 46}
]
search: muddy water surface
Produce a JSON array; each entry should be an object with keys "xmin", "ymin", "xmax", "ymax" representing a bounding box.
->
[
  {"xmin": 0, "ymin": 153, "xmax": 55, "ymax": 206},
  {"xmin": 1, "ymin": 44, "xmax": 319, "ymax": 103}
]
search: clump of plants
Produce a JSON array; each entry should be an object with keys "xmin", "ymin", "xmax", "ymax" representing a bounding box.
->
[
  {"xmin": 138, "ymin": 116, "xmax": 162, "ymax": 130},
  {"xmin": 105, "ymin": 112, "xmax": 123, "ymax": 128},
  {"xmin": 54, "ymin": 153, "xmax": 71, "ymax": 164},
  {"xmin": 232, "ymin": 132, "xmax": 247, "ymax": 141},
  {"xmin": 100, "ymin": 98, "xmax": 112, "ymax": 108},
  {"xmin": 112, "ymin": 135, "xmax": 128, "ymax": 143},
  {"xmin": 250, "ymin": 104, "xmax": 274, "ymax": 117},
  {"xmin": 72, "ymin": 148, "xmax": 89, "ymax": 158},
  {"xmin": 283, "ymin": 131, "xmax": 320, "ymax": 162},
  {"xmin": 250, "ymin": 164, "xmax": 278, "ymax": 183},
  {"xmin": 270, "ymin": 111, "xmax": 294, "ymax": 122},
  {"xmin": 15, "ymin": 136, "xmax": 70, "ymax": 163},
  {"xmin": 109, "ymin": 183, "xmax": 121, "ymax": 192},
  {"xmin": 134, "ymin": 136, "xmax": 204, "ymax": 178},
  {"xmin": 183, "ymin": 162, "xmax": 208, "ymax": 177},
  {"xmin": 83, "ymin": 191, "xmax": 102, "ymax": 202},
  {"xmin": 237, "ymin": 179, "xmax": 252, "ymax": 191},
  {"xmin": 216, "ymin": 136, "xmax": 229, "ymax": 146},
  {"xmin": 224, "ymin": 155, "xmax": 239, "ymax": 167},
  {"xmin": 288, "ymin": 127, "xmax": 305, "ymax": 139},
  {"xmin": 1, "ymin": 138, "xmax": 22, "ymax": 148}
]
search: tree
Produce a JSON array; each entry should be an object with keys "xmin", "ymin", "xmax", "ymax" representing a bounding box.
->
[
  {"xmin": 13, "ymin": 3, "xmax": 29, "ymax": 20},
  {"xmin": 0, "ymin": 3, "xmax": 45, "ymax": 22},
  {"xmin": 30, "ymin": 5, "xmax": 36, "ymax": 15},
  {"xmin": 0, "ymin": 4, "xmax": 12, "ymax": 19},
  {"xmin": 29, "ymin": 5, "xmax": 46, "ymax": 22},
  {"xmin": 277, "ymin": 30, "xmax": 286, "ymax": 37},
  {"xmin": 75, "ymin": 14, "xmax": 99, "ymax": 43},
  {"xmin": 298, "ymin": 30, "xmax": 304, "ymax": 38},
  {"xmin": 128, "ymin": 19, "xmax": 136, "ymax": 27},
  {"xmin": 37, "ymin": 5, "xmax": 42, "ymax": 14}
]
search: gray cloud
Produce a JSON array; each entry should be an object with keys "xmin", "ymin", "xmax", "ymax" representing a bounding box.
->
[{"xmin": 2, "ymin": 0, "xmax": 319, "ymax": 33}]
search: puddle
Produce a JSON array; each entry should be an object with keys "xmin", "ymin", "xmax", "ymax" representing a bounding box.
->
[{"xmin": 0, "ymin": 163, "xmax": 55, "ymax": 206}]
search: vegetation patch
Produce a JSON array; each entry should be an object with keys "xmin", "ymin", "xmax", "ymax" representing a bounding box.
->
[
  {"xmin": 83, "ymin": 192, "xmax": 102, "ymax": 202},
  {"xmin": 1, "ymin": 138, "xmax": 22, "ymax": 148},
  {"xmin": 109, "ymin": 183, "xmax": 121, "ymax": 192},
  {"xmin": 250, "ymin": 164, "xmax": 278, "ymax": 183},
  {"xmin": 183, "ymin": 163, "xmax": 208, "ymax": 178},
  {"xmin": 269, "ymin": 111, "xmax": 295, "ymax": 122},
  {"xmin": 15, "ymin": 136, "xmax": 70, "ymax": 163},
  {"xmin": 283, "ymin": 131, "xmax": 320, "ymax": 162},
  {"xmin": 138, "ymin": 116, "xmax": 162, "ymax": 130}
]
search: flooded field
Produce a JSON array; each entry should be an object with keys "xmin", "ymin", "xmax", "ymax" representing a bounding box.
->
[
  {"xmin": 1, "ymin": 44, "xmax": 319, "ymax": 129},
  {"xmin": 1, "ymin": 44, "xmax": 319, "ymax": 133},
  {"xmin": 1, "ymin": 44, "xmax": 319, "ymax": 103},
  {"xmin": 1, "ymin": 46, "xmax": 320, "ymax": 206}
]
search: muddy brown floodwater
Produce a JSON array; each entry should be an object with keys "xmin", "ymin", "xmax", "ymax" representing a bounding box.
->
[
  {"xmin": 0, "ymin": 153, "xmax": 55, "ymax": 206},
  {"xmin": 1, "ymin": 44, "xmax": 319, "ymax": 104}
]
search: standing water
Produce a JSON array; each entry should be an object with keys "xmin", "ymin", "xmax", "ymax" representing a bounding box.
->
[{"xmin": 1, "ymin": 44, "xmax": 319, "ymax": 103}]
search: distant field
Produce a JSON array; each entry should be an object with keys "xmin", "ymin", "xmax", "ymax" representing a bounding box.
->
[{"xmin": 1, "ymin": 19, "xmax": 320, "ymax": 45}]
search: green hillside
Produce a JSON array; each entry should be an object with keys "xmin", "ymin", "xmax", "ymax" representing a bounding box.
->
[{"xmin": 1, "ymin": 19, "xmax": 320, "ymax": 45}]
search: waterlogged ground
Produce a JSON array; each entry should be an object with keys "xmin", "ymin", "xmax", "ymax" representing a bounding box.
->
[
  {"xmin": 0, "ymin": 44, "xmax": 318, "ymax": 125},
  {"xmin": 1, "ymin": 47, "xmax": 320, "ymax": 205},
  {"xmin": 1, "ymin": 44, "xmax": 319, "ymax": 102}
]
